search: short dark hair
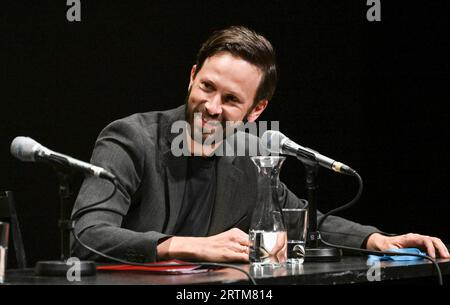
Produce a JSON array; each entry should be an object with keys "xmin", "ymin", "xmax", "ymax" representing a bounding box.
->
[{"xmin": 195, "ymin": 26, "xmax": 277, "ymax": 105}]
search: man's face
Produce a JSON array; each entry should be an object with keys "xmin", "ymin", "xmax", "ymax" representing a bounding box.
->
[{"xmin": 185, "ymin": 52, "xmax": 267, "ymax": 142}]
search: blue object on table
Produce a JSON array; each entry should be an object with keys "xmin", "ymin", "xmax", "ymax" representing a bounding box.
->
[{"xmin": 368, "ymin": 248, "xmax": 427, "ymax": 261}]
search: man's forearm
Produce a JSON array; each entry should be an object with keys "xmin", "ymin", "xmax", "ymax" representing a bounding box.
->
[
  {"xmin": 156, "ymin": 228, "xmax": 250, "ymax": 263},
  {"xmin": 157, "ymin": 236, "xmax": 202, "ymax": 260}
]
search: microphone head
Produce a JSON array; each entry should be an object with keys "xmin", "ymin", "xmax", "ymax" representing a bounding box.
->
[
  {"xmin": 260, "ymin": 130, "xmax": 287, "ymax": 155},
  {"xmin": 10, "ymin": 136, "xmax": 42, "ymax": 162}
]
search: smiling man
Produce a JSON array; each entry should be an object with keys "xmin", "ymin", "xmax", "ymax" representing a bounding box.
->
[{"xmin": 71, "ymin": 26, "xmax": 449, "ymax": 263}]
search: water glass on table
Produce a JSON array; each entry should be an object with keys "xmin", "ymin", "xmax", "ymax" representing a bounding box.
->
[{"xmin": 282, "ymin": 208, "xmax": 307, "ymax": 264}]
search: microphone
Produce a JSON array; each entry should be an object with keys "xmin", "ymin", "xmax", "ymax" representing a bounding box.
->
[
  {"xmin": 10, "ymin": 136, "xmax": 116, "ymax": 180},
  {"xmin": 261, "ymin": 130, "xmax": 357, "ymax": 175}
]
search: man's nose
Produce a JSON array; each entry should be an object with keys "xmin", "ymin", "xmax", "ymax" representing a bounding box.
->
[{"xmin": 204, "ymin": 94, "xmax": 222, "ymax": 117}]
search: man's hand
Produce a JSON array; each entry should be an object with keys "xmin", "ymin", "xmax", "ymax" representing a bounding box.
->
[
  {"xmin": 366, "ymin": 233, "xmax": 450, "ymax": 258},
  {"xmin": 157, "ymin": 228, "xmax": 250, "ymax": 262}
]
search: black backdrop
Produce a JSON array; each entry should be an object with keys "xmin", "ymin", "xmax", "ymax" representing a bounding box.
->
[{"xmin": 1, "ymin": 1, "xmax": 449, "ymax": 266}]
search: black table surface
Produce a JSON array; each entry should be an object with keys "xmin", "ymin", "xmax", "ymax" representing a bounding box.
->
[{"xmin": 4, "ymin": 256, "xmax": 450, "ymax": 285}]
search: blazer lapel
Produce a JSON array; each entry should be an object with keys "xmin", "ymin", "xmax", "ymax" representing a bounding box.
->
[{"xmin": 160, "ymin": 106, "xmax": 188, "ymax": 233}]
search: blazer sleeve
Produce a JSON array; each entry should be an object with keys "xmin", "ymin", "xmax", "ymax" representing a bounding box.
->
[
  {"xmin": 280, "ymin": 182, "xmax": 381, "ymax": 249},
  {"xmin": 71, "ymin": 119, "xmax": 171, "ymax": 263}
]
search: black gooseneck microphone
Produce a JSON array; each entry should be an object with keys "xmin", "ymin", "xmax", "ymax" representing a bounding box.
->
[
  {"xmin": 10, "ymin": 136, "xmax": 116, "ymax": 181},
  {"xmin": 261, "ymin": 130, "xmax": 356, "ymax": 176}
]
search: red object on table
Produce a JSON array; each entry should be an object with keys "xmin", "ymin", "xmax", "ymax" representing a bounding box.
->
[{"xmin": 96, "ymin": 260, "xmax": 216, "ymax": 274}]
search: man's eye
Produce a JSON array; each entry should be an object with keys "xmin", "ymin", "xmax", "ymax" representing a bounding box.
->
[
  {"xmin": 225, "ymin": 95, "xmax": 239, "ymax": 103},
  {"xmin": 200, "ymin": 82, "xmax": 213, "ymax": 91}
]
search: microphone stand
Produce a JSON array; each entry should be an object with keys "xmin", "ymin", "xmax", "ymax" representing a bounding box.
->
[
  {"xmin": 35, "ymin": 169, "xmax": 96, "ymax": 276},
  {"xmin": 304, "ymin": 163, "xmax": 342, "ymax": 262}
]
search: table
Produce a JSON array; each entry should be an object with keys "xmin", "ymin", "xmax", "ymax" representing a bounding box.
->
[{"xmin": 4, "ymin": 256, "xmax": 450, "ymax": 285}]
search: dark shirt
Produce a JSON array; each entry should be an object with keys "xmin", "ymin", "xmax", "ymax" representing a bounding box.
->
[{"xmin": 174, "ymin": 156, "xmax": 217, "ymax": 236}]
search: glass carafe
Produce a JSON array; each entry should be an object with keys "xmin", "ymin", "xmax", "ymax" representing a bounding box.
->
[{"xmin": 249, "ymin": 156, "xmax": 287, "ymax": 266}]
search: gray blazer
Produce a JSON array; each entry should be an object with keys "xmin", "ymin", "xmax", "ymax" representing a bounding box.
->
[{"xmin": 72, "ymin": 105, "xmax": 380, "ymax": 262}]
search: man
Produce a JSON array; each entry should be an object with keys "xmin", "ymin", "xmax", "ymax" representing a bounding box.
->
[{"xmin": 72, "ymin": 26, "xmax": 449, "ymax": 263}]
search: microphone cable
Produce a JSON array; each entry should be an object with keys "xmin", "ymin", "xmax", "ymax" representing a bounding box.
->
[
  {"xmin": 316, "ymin": 172, "xmax": 443, "ymax": 285},
  {"xmin": 70, "ymin": 177, "xmax": 258, "ymax": 285}
]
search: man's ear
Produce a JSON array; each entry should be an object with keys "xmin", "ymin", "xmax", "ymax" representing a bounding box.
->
[
  {"xmin": 188, "ymin": 65, "xmax": 197, "ymax": 91},
  {"xmin": 246, "ymin": 100, "xmax": 268, "ymax": 122}
]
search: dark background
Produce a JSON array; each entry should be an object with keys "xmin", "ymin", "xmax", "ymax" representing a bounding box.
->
[{"xmin": 1, "ymin": 1, "xmax": 448, "ymax": 267}]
